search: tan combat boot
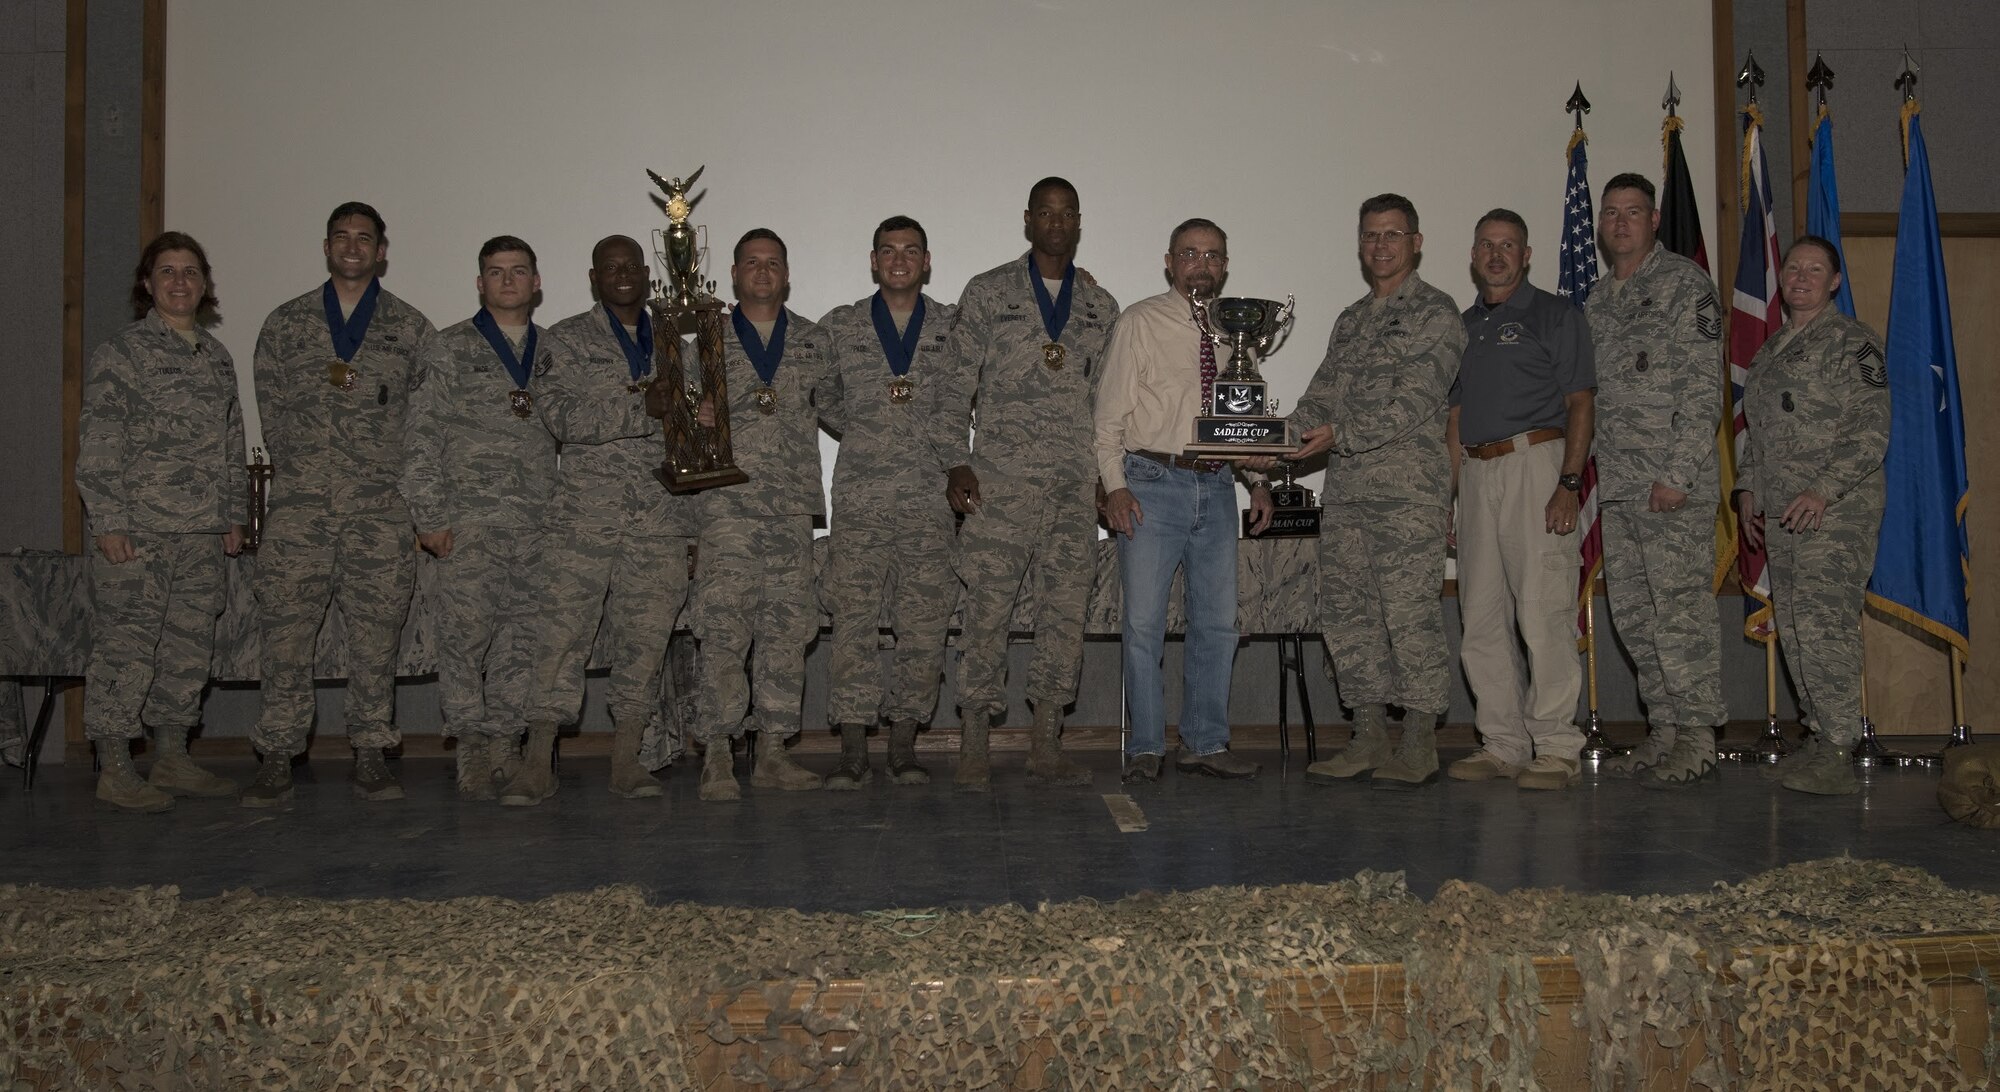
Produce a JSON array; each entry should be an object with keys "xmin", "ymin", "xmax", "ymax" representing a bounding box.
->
[
  {"xmin": 607, "ymin": 718, "xmax": 664, "ymax": 800},
  {"xmin": 824, "ymin": 723, "xmax": 873, "ymax": 791},
  {"xmin": 699, "ymin": 736, "xmax": 741, "ymax": 802},
  {"xmin": 1372, "ymin": 711, "xmax": 1440, "ymax": 790},
  {"xmin": 96, "ymin": 739, "xmax": 173, "ymax": 813},
  {"xmin": 1305, "ymin": 705, "xmax": 1391, "ymax": 785},
  {"xmin": 147, "ymin": 724, "xmax": 237, "ymax": 797},
  {"xmin": 499, "ymin": 721, "xmax": 560, "ymax": 806},
  {"xmin": 1025, "ymin": 703, "xmax": 1091, "ymax": 786},
  {"xmin": 887, "ymin": 719, "xmax": 931, "ymax": 785},
  {"xmin": 350, "ymin": 746, "xmax": 404, "ymax": 801},
  {"xmin": 955, "ymin": 709, "xmax": 992, "ymax": 793},
  {"xmin": 1602, "ymin": 725, "xmax": 1677, "ymax": 778},
  {"xmin": 750, "ymin": 730, "xmax": 823, "ymax": 790},
  {"xmin": 455, "ymin": 736, "xmax": 496, "ymax": 801}
]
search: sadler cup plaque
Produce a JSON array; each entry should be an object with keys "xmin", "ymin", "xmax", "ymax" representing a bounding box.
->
[
  {"xmin": 643, "ymin": 165, "xmax": 749, "ymax": 493},
  {"xmin": 1186, "ymin": 294, "xmax": 1297, "ymax": 459}
]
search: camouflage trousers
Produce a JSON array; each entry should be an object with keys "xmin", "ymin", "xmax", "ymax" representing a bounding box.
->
[
  {"xmin": 250, "ymin": 511, "xmax": 414, "ymax": 758},
  {"xmin": 822, "ymin": 500, "xmax": 956, "ymax": 727},
  {"xmin": 1764, "ymin": 484, "xmax": 1882, "ymax": 745},
  {"xmin": 84, "ymin": 532, "xmax": 224, "ymax": 741},
  {"xmin": 953, "ymin": 475, "xmax": 1096, "ymax": 718},
  {"xmin": 432, "ymin": 525, "xmax": 541, "ymax": 741},
  {"xmin": 691, "ymin": 514, "xmax": 814, "ymax": 742},
  {"xmin": 529, "ymin": 528, "xmax": 693, "ymax": 728},
  {"xmin": 1318, "ymin": 501, "xmax": 1450, "ymax": 716},
  {"xmin": 1599, "ymin": 500, "xmax": 1725, "ymax": 730}
]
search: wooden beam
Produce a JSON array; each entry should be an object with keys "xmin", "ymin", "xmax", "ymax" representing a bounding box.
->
[
  {"xmin": 1786, "ymin": 0, "xmax": 1809, "ymax": 239},
  {"xmin": 140, "ymin": 0, "xmax": 164, "ymax": 241},
  {"xmin": 1843, "ymin": 212, "xmax": 2000, "ymax": 239},
  {"xmin": 62, "ymin": 0, "xmax": 86, "ymax": 747}
]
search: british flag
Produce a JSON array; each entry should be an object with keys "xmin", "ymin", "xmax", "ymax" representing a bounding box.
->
[
  {"xmin": 1557, "ymin": 128, "xmax": 1602, "ymax": 646},
  {"xmin": 1716, "ymin": 105, "xmax": 1779, "ymax": 641}
]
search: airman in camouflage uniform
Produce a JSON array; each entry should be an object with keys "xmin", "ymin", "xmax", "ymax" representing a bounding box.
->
[
  {"xmin": 816, "ymin": 216, "xmax": 960, "ymax": 790},
  {"xmin": 499, "ymin": 235, "xmax": 696, "ymax": 806},
  {"xmin": 399, "ymin": 236, "xmax": 566, "ymax": 800},
  {"xmin": 77, "ymin": 232, "xmax": 246, "ymax": 812},
  {"xmin": 1585, "ymin": 175, "xmax": 1726, "ymax": 787},
  {"xmin": 686, "ymin": 228, "xmax": 835, "ymax": 802},
  {"xmin": 1288, "ymin": 195, "xmax": 1465, "ymax": 791},
  {"xmin": 241, "ymin": 203, "xmax": 435, "ymax": 808},
  {"xmin": 936, "ymin": 177, "xmax": 1120, "ymax": 791},
  {"xmin": 1736, "ymin": 236, "xmax": 1889, "ymax": 797}
]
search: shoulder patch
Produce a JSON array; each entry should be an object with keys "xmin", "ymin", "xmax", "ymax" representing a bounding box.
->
[
  {"xmin": 1856, "ymin": 341, "xmax": 1887, "ymax": 387},
  {"xmin": 1694, "ymin": 293, "xmax": 1721, "ymax": 340}
]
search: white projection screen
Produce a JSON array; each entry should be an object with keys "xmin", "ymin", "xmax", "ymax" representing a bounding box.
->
[{"xmin": 164, "ymin": 0, "xmax": 1716, "ymax": 498}]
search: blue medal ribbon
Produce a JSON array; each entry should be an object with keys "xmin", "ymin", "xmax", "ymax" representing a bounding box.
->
[
  {"xmin": 1027, "ymin": 255, "xmax": 1075, "ymax": 345},
  {"xmin": 472, "ymin": 307, "xmax": 537, "ymax": 389},
  {"xmin": 731, "ymin": 308, "xmax": 789, "ymax": 387},
  {"xmin": 605, "ymin": 304, "xmax": 654, "ymax": 383},
  {"xmin": 322, "ymin": 278, "xmax": 381, "ymax": 364},
  {"xmin": 869, "ymin": 292, "xmax": 926, "ymax": 377}
]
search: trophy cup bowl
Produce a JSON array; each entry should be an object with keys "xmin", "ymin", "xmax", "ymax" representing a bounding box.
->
[{"xmin": 1198, "ymin": 295, "xmax": 1295, "ymax": 376}]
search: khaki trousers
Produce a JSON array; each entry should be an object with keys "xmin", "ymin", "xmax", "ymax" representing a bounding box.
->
[{"xmin": 1456, "ymin": 437, "xmax": 1584, "ymax": 764}]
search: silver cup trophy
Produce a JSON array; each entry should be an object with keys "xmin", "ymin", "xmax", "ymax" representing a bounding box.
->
[{"xmin": 1185, "ymin": 293, "xmax": 1297, "ymax": 458}]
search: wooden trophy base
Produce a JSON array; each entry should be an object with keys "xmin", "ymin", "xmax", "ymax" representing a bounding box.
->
[{"xmin": 656, "ymin": 464, "xmax": 749, "ymax": 494}]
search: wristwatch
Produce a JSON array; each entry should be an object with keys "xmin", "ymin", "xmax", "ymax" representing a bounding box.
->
[{"xmin": 1558, "ymin": 473, "xmax": 1582, "ymax": 492}]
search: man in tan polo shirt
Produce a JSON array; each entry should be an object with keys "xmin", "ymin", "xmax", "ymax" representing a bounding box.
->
[{"xmin": 1096, "ymin": 217, "xmax": 1273, "ymax": 783}]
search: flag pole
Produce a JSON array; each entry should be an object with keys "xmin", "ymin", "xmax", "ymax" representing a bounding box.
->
[
  {"xmin": 1851, "ymin": 667, "xmax": 1912, "ymax": 768},
  {"xmin": 1947, "ymin": 646, "xmax": 1972, "ymax": 747},
  {"xmin": 1580, "ymin": 587, "xmax": 1621, "ymax": 761}
]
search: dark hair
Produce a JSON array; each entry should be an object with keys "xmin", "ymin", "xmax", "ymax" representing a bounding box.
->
[
  {"xmin": 1358, "ymin": 193, "xmax": 1419, "ymax": 234},
  {"xmin": 1168, "ymin": 217, "xmax": 1227, "ymax": 252},
  {"xmin": 591, "ymin": 234, "xmax": 644, "ymax": 266},
  {"xmin": 873, "ymin": 215, "xmax": 928, "ymax": 252},
  {"xmin": 1600, "ymin": 173, "xmax": 1656, "ymax": 207},
  {"xmin": 1784, "ymin": 234, "xmax": 1843, "ymax": 276},
  {"xmin": 1027, "ymin": 176, "xmax": 1079, "ymax": 207},
  {"xmin": 478, "ymin": 235, "xmax": 538, "ymax": 272},
  {"xmin": 130, "ymin": 231, "xmax": 218, "ymax": 321},
  {"xmin": 326, "ymin": 201, "xmax": 386, "ymax": 239},
  {"xmin": 1475, "ymin": 208, "xmax": 1529, "ymax": 244},
  {"xmin": 733, "ymin": 227, "xmax": 788, "ymax": 265}
]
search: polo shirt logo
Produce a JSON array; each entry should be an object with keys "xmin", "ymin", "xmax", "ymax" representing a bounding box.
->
[{"xmin": 1497, "ymin": 322, "xmax": 1524, "ymax": 344}]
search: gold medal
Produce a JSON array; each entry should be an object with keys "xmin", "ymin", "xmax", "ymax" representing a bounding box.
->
[
  {"xmin": 754, "ymin": 385, "xmax": 778, "ymax": 414},
  {"xmin": 1043, "ymin": 342, "xmax": 1067, "ymax": 369},
  {"xmin": 328, "ymin": 361, "xmax": 357, "ymax": 390},
  {"xmin": 888, "ymin": 376, "xmax": 914, "ymax": 404},
  {"xmin": 509, "ymin": 389, "xmax": 533, "ymax": 418}
]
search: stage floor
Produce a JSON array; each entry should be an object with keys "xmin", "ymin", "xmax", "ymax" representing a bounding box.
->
[{"xmin": 3, "ymin": 735, "xmax": 1995, "ymax": 910}]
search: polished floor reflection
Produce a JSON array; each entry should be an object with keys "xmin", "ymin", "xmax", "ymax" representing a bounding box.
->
[{"xmin": 3, "ymin": 742, "xmax": 1992, "ymax": 911}]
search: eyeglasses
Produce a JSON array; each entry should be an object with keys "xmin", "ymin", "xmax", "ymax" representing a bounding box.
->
[
  {"xmin": 1173, "ymin": 248, "xmax": 1227, "ymax": 264},
  {"xmin": 1359, "ymin": 230, "xmax": 1412, "ymax": 244}
]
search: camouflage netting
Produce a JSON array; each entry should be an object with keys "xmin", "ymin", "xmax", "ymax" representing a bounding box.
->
[{"xmin": 4, "ymin": 858, "xmax": 1996, "ymax": 1089}]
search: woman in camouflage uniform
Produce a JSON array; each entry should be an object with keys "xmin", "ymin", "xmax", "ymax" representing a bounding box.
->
[
  {"xmin": 1733, "ymin": 236, "xmax": 1890, "ymax": 797},
  {"xmin": 76, "ymin": 232, "xmax": 247, "ymax": 812}
]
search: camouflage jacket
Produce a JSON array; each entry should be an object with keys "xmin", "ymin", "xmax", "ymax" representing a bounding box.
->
[
  {"xmin": 817, "ymin": 292, "xmax": 961, "ymax": 515},
  {"xmin": 544, "ymin": 306, "xmax": 697, "ymax": 538},
  {"xmin": 77, "ymin": 311, "xmax": 247, "ymax": 535},
  {"xmin": 696, "ymin": 308, "xmax": 834, "ymax": 521},
  {"xmin": 1288, "ymin": 273, "xmax": 1464, "ymax": 508},
  {"xmin": 252, "ymin": 281, "xmax": 435, "ymax": 521},
  {"xmin": 1739, "ymin": 309, "xmax": 1889, "ymax": 508},
  {"xmin": 1584, "ymin": 243, "xmax": 1722, "ymax": 501},
  {"xmin": 933, "ymin": 254, "xmax": 1120, "ymax": 483},
  {"xmin": 400, "ymin": 316, "xmax": 566, "ymax": 532}
]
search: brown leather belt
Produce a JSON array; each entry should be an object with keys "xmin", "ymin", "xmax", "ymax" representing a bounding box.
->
[
  {"xmin": 1133, "ymin": 449, "xmax": 1225, "ymax": 473},
  {"xmin": 1463, "ymin": 427, "xmax": 1564, "ymax": 461}
]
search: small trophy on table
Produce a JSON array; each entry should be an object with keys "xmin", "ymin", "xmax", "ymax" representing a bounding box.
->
[
  {"xmin": 1242, "ymin": 459, "xmax": 1323, "ymax": 538},
  {"xmin": 644, "ymin": 165, "xmax": 748, "ymax": 493},
  {"xmin": 244, "ymin": 446, "xmax": 273, "ymax": 550},
  {"xmin": 1185, "ymin": 294, "xmax": 1298, "ymax": 459}
]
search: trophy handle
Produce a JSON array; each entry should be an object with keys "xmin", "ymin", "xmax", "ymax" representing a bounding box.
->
[{"xmin": 1255, "ymin": 295, "xmax": 1298, "ymax": 355}]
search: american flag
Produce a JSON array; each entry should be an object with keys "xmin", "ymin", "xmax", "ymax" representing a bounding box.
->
[
  {"xmin": 1557, "ymin": 128, "xmax": 1602, "ymax": 646},
  {"xmin": 1716, "ymin": 104, "xmax": 1779, "ymax": 641}
]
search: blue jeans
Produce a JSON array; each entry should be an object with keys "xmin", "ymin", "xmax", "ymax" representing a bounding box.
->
[{"xmin": 1117, "ymin": 452, "xmax": 1240, "ymax": 758}]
